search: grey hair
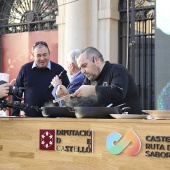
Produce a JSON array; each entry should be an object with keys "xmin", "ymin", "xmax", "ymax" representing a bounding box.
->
[
  {"xmin": 75, "ymin": 47, "xmax": 104, "ymax": 62},
  {"xmin": 67, "ymin": 49, "xmax": 81, "ymax": 68}
]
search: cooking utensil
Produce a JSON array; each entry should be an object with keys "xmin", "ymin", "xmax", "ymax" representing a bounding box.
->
[
  {"xmin": 53, "ymin": 94, "xmax": 73, "ymax": 103},
  {"xmin": 106, "ymin": 103, "xmax": 113, "ymax": 107},
  {"xmin": 40, "ymin": 106, "xmax": 76, "ymax": 118},
  {"xmin": 49, "ymin": 70, "xmax": 67, "ymax": 88},
  {"xmin": 33, "ymin": 103, "xmax": 127, "ymax": 119},
  {"xmin": 74, "ymin": 107, "xmax": 119, "ymax": 119}
]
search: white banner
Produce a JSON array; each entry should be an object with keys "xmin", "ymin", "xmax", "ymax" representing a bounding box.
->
[{"xmin": 0, "ymin": 73, "xmax": 9, "ymax": 83}]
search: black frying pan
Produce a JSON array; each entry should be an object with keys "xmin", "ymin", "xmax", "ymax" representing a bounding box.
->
[
  {"xmin": 41, "ymin": 106, "xmax": 119, "ymax": 118},
  {"xmin": 41, "ymin": 106, "xmax": 76, "ymax": 118},
  {"xmin": 37, "ymin": 104, "xmax": 126, "ymax": 118},
  {"xmin": 74, "ymin": 107, "xmax": 119, "ymax": 118}
]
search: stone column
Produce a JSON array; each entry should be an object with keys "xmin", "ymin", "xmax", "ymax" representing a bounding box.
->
[
  {"xmin": 56, "ymin": 0, "xmax": 66, "ymax": 66},
  {"xmin": 97, "ymin": 0, "xmax": 119, "ymax": 63},
  {"xmin": 57, "ymin": 0, "xmax": 119, "ymax": 66},
  {"xmin": 57, "ymin": 0, "xmax": 89, "ymax": 67}
]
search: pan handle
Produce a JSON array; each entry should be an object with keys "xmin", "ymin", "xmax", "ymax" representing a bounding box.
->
[
  {"xmin": 31, "ymin": 106, "xmax": 42, "ymax": 112},
  {"xmin": 106, "ymin": 103, "xmax": 113, "ymax": 107},
  {"xmin": 113, "ymin": 103, "xmax": 126, "ymax": 109},
  {"xmin": 121, "ymin": 107, "xmax": 131, "ymax": 114}
]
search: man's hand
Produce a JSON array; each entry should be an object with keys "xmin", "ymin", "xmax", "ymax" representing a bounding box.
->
[
  {"xmin": 0, "ymin": 83, "xmax": 10, "ymax": 99},
  {"xmin": 20, "ymin": 111, "xmax": 26, "ymax": 117},
  {"xmin": 51, "ymin": 75, "xmax": 62, "ymax": 87},
  {"xmin": 72, "ymin": 85, "xmax": 96, "ymax": 97},
  {"xmin": 56, "ymin": 85, "xmax": 69, "ymax": 97}
]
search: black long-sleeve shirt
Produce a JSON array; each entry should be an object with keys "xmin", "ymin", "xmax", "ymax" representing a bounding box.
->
[
  {"xmin": 11, "ymin": 61, "xmax": 69, "ymax": 117},
  {"xmin": 84, "ymin": 61, "xmax": 142, "ymax": 114}
]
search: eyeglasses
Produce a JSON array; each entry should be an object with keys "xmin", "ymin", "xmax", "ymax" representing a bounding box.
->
[
  {"xmin": 32, "ymin": 41, "xmax": 50, "ymax": 53},
  {"xmin": 33, "ymin": 41, "xmax": 48, "ymax": 48}
]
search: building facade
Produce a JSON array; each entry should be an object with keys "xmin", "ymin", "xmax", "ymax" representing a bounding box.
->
[{"xmin": 0, "ymin": 0, "xmax": 158, "ymax": 110}]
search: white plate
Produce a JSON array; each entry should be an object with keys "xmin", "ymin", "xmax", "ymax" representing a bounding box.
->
[
  {"xmin": 142, "ymin": 110, "xmax": 170, "ymax": 119},
  {"xmin": 110, "ymin": 114, "xmax": 147, "ymax": 119}
]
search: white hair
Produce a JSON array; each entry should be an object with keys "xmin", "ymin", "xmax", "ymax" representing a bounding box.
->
[{"xmin": 67, "ymin": 49, "xmax": 81, "ymax": 68}]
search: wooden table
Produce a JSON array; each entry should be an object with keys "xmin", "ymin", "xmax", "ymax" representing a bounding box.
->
[{"xmin": 0, "ymin": 118, "xmax": 170, "ymax": 170}]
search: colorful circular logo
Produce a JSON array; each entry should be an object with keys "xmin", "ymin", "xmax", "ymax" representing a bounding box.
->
[{"xmin": 106, "ymin": 129, "xmax": 141, "ymax": 155}]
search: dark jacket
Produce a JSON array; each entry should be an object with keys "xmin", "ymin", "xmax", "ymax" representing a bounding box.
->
[
  {"xmin": 84, "ymin": 61, "xmax": 142, "ymax": 114},
  {"xmin": 11, "ymin": 61, "xmax": 70, "ymax": 117}
]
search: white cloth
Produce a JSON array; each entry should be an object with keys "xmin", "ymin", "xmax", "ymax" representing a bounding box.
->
[
  {"xmin": 0, "ymin": 110, "xmax": 7, "ymax": 117},
  {"xmin": 0, "ymin": 73, "xmax": 9, "ymax": 82}
]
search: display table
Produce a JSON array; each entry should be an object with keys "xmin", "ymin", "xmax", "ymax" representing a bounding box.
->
[{"xmin": 0, "ymin": 118, "xmax": 170, "ymax": 170}]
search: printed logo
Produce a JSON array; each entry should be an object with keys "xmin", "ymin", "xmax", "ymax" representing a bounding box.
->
[
  {"xmin": 39, "ymin": 130, "xmax": 56, "ymax": 150},
  {"xmin": 106, "ymin": 129, "xmax": 141, "ymax": 155},
  {"xmin": 103, "ymin": 82, "xmax": 108, "ymax": 86}
]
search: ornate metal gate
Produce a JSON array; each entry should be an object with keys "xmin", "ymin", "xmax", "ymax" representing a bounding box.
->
[
  {"xmin": 119, "ymin": 0, "xmax": 155, "ymax": 110},
  {"xmin": 0, "ymin": 0, "xmax": 58, "ymax": 69},
  {"xmin": 0, "ymin": 0, "xmax": 58, "ymax": 34}
]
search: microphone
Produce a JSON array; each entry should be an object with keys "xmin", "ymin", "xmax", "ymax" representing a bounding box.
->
[{"xmin": 48, "ymin": 70, "xmax": 67, "ymax": 89}]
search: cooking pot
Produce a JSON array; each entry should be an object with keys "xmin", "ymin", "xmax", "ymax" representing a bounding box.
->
[
  {"xmin": 74, "ymin": 107, "xmax": 119, "ymax": 118},
  {"xmin": 41, "ymin": 106, "xmax": 76, "ymax": 118}
]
